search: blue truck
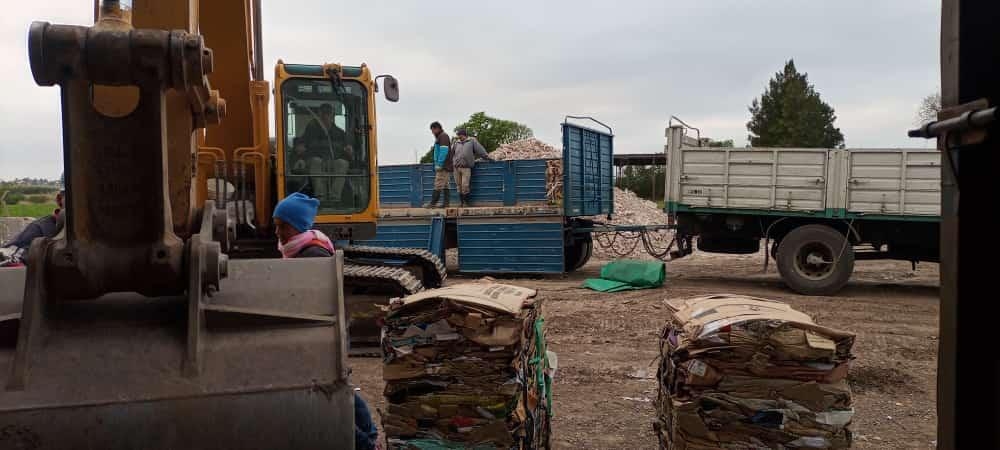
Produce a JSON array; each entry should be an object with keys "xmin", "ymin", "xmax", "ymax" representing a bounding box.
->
[{"xmin": 357, "ymin": 118, "xmax": 616, "ymax": 274}]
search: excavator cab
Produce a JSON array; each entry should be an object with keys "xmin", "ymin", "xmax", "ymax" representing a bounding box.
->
[
  {"xmin": 274, "ymin": 62, "xmax": 392, "ymax": 241},
  {"xmin": 273, "ymin": 62, "xmax": 445, "ymax": 355}
]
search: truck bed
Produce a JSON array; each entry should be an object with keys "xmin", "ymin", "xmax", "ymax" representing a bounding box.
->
[{"xmin": 666, "ymin": 145, "xmax": 941, "ymax": 221}]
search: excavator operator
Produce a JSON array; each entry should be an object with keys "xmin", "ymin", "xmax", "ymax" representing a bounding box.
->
[{"xmin": 301, "ymin": 103, "xmax": 351, "ymax": 204}]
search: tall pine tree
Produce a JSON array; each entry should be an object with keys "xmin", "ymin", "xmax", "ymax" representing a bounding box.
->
[{"xmin": 747, "ymin": 60, "xmax": 845, "ymax": 148}]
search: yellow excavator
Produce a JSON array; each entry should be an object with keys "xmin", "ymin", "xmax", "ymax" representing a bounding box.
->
[
  {"xmin": 186, "ymin": 5, "xmax": 445, "ymax": 354},
  {"xmin": 0, "ymin": 0, "xmax": 442, "ymax": 447}
]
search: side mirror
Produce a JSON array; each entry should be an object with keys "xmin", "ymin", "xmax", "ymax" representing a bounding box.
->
[{"xmin": 377, "ymin": 75, "xmax": 399, "ymax": 102}]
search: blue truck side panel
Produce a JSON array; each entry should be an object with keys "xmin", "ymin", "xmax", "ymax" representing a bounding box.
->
[
  {"xmin": 562, "ymin": 124, "xmax": 614, "ymax": 216},
  {"xmin": 456, "ymin": 219, "xmax": 565, "ymax": 273},
  {"xmin": 370, "ymin": 120, "xmax": 614, "ymax": 274},
  {"xmin": 353, "ymin": 217, "xmax": 446, "ymax": 262},
  {"xmin": 378, "ymin": 165, "xmax": 420, "ymax": 207},
  {"xmin": 378, "ymin": 160, "xmax": 553, "ymax": 208}
]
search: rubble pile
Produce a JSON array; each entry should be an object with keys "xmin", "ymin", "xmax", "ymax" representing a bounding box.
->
[
  {"xmin": 490, "ymin": 138, "xmax": 560, "ymax": 161},
  {"xmin": 656, "ymin": 294, "xmax": 856, "ymax": 449},
  {"xmin": 381, "ymin": 282, "xmax": 553, "ymax": 450},
  {"xmin": 591, "ymin": 188, "xmax": 674, "ymax": 260}
]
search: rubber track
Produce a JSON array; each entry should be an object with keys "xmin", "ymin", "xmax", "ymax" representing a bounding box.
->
[
  {"xmin": 343, "ymin": 263, "xmax": 424, "ymax": 295},
  {"xmin": 341, "ymin": 245, "xmax": 447, "ymax": 288}
]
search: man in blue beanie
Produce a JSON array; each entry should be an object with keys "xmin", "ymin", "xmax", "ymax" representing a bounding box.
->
[
  {"xmin": 273, "ymin": 192, "xmax": 335, "ymax": 258},
  {"xmin": 272, "ymin": 193, "xmax": 381, "ymax": 450}
]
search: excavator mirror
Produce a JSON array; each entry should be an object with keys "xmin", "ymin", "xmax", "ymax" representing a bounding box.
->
[{"xmin": 382, "ymin": 75, "xmax": 399, "ymax": 102}]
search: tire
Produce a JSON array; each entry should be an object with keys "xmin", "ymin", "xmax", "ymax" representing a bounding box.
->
[
  {"xmin": 776, "ymin": 224, "xmax": 854, "ymax": 295},
  {"xmin": 564, "ymin": 235, "xmax": 593, "ymax": 272}
]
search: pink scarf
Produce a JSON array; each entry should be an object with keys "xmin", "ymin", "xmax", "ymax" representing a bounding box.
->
[{"xmin": 279, "ymin": 230, "xmax": 335, "ymax": 258}]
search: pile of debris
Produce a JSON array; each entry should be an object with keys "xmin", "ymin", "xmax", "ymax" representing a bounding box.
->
[
  {"xmin": 491, "ymin": 138, "xmax": 564, "ymax": 204},
  {"xmin": 656, "ymin": 294, "xmax": 856, "ymax": 449},
  {"xmin": 490, "ymin": 138, "xmax": 560, "ymax": 161},
  {"xmin": 381, "ymin": 282, "xmax": 553, "ymax": 450},
  {"xmin": 590, "ymin": 188, "xmax": 674, "ymax": 260}
]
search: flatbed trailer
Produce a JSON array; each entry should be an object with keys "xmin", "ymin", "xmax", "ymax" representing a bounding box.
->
[{"xmin": 357, "ymin": 118, "xmax": 619, "ymax": 274}]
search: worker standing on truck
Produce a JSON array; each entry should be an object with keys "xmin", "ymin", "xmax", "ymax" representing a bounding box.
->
[
  {"xmin": 427, "ymin": 121, "xmax": 453, "ymax": 208},
  {"xmin": 451, "ymin": 128, "xmax": 491, "ymax": 207},
  {"xmin": 272, "ymin": 192, "xmax": 381, "ymax": 450}
]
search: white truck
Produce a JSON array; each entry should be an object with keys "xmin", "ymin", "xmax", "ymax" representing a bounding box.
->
[{"xmin": 664, "ymin": 125, "xmax": 941, "ymax": 295}]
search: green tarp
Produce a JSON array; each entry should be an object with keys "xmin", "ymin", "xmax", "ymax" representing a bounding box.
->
[{"xmin": 583, "ymin": 259, "xmax": 666, "ymax": 292}]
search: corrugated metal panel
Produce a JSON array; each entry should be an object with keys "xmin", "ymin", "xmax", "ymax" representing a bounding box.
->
[
  {"xmin": 846, "ymin": 149, "xmax": 941, "ymax": 216},
  {"xmin": 678, "ymin": 148, "xmax": 829, "ymax": 211},
  {"xmin": 457, "ymin": 217, "xmax": 565, "ymax": 273},
  {"xmin": 378, "ymin": 165, "xmax": 420, "ymax": 207},
  {"xmin": 354, "ymin": 218, "xmax": 444, "ymax": 261},
  {"xmin": 563, "ymin": 123, "xmax": 613, "ymax": 216},
  {"xmin": 513, "ymin": 160, "xmax": 550, "ymax": 204},
  {"xmin": 379, "ymin": 161, "xmax": 556, "ymax": 208}
]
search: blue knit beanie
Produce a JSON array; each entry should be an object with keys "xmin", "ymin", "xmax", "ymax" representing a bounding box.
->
[{"xmin": 273, "ymin": 192, "xmax": 320, "ymax": 233}]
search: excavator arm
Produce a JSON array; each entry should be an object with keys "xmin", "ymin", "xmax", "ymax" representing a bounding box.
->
[{"xmin": 0, "ymin": 2, "xmax": 355, "ymax": 448}]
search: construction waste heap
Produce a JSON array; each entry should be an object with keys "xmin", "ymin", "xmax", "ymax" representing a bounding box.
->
[
  {"xmin": 381, "ymin": 282, "xmax": 553, "ymax": 450},
  {"xmin": 490, "ymin": 138, "xmax": 673, "ymax": 261},
  {"xmin": 656, "ymin": 294, "xmax": 856, "ymax": 449}
]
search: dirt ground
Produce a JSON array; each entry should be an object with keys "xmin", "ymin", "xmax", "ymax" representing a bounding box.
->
[{"xmin": 352, "ymin": 250, "xmax": 940, "ymax": 450}]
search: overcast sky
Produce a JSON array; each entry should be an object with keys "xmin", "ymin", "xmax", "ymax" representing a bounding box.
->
[{"xmin": 0, "ymin": 1, "xmax": 939, "ymax": 180}]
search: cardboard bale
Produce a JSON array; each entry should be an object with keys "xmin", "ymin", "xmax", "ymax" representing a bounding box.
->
[
  {"xmin": 382, "ymin": 283, "xmax": 553, "ymax": 449},
  {"xmin": 655, "ymin": 294, "xmax": 856, "ymax": 450}
]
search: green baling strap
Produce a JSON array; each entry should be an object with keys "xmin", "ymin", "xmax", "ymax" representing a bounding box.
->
[{"xmin": 529, "ymin": 317, "xmax": 552, "ymax": 414}]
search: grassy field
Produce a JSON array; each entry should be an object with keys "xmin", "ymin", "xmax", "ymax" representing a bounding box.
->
[{"xmin": 3, "ymin": 203, "xmax": 56, "ymax": 218}]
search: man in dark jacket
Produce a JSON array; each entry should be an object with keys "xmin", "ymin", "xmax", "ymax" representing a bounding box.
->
[
  {"xmin": 1, "ymin": 190, "xmax": 64, "ymax": 263},
  {"xmin": 451, "ymin": 128, "xmax": 490, "ymax": 207},
  {"xmin": 300, "ymin": 104, "xmax": 351, "ymax": 202},
  {"xmin": 271, "ymin": 193, "xmax": 381, "ymax": 450},
  {"xmin": 426, "ymin": 121, "xmax": 453, "ymax": 208}
]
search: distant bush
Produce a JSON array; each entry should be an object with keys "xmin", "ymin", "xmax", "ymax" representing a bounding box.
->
[
  {"xmin": 3, "ymin": 193, "xmax": 25, "ymax": 205},
  {"xmin": 0, "ymin": 186, "xmax": 58, "ymax": 196},
  {"xmin": 26, "ymin": 195, "xmax": 50, "ymax": 204}
]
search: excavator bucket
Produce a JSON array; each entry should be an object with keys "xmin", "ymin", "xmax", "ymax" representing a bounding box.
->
[{"xmin": 0, "ymin": 255, "xmax": 355, "ymax": 450}]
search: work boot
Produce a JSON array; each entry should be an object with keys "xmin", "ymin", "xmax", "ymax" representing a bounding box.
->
[
  {"xmin": 442, "ymin": 188, "xmax": 450, "ymax": 208},
  {"xmin": 426, "ymin": 190, "xmax": 440, "ymax": 208},
  {"xmin": 462, "ymin": 193, "xmax": 472, "ymax": 207},
  {"xmin": 459, "ymin": 193, "xmax": 467, "ymax": 207}
]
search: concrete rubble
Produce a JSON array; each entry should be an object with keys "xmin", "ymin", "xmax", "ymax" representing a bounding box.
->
[
  {"xmin": 489, "ymin": 138, "xmax": 674, "ymax": 260},
  {"xmin": 589, "ymin": 188, "xmax": 674, "ymax": 261}
]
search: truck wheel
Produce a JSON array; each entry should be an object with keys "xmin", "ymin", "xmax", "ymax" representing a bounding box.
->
[
  {"xmin": 776, "ymin": 224, "xmax": 854, "ymax": 295},
  {"xmin": 564, "ymin": 236, "xmax": 593, "ymax": 271}
]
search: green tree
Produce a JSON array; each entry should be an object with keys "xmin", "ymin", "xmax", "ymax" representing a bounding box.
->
[
  {"xmin": 747, "ymin": 60, "xmax": 845, "ymax": 148},
  {"xmin": 616, "ymin": 165, "xmax": 666, "ymax": 201},
  {"xmin": 420, "ymin": 112, "xmax": 533, "ymax": 163}
]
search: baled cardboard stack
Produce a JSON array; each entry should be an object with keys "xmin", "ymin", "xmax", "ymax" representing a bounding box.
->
[
  {"xmin": 656, "ymin": 294, "xmax": 856, "ymax": 449},
  {"xmin": 381, "ymin": 283, "xmax": 552, "ymax": 450}
]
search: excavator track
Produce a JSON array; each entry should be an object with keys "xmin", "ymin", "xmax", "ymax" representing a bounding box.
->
[
  {"xmin": 340, "ymin": 247, "xmax": 447, "ymax": 357},
  {"xmin": 342, "ymin": 245, "xmax": 447, "ymax": 288},
  {"xmin": 342, "ymin": 263, "xmax": 425, "ymax": 357}
]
